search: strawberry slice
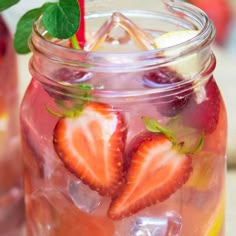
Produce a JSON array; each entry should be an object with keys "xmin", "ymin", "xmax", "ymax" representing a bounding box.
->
[
  {"xmin": 53, "ymin": 102, "xmax": 127, "ymax": 196},
  {"xmin": 108, "ymin": 132, "xmax": 192, "ymax": 220}
]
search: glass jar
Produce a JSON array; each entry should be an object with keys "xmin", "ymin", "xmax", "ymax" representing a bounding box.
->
[
  {"xmin": 0, "ymin": 15, "xmax": 24, "ymax": 236},
  {"xmin": 21, "ymin": 0, "xmax": 227, "ymax": 235}
]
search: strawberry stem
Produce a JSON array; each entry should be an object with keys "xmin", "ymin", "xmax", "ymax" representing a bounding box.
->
[
  {"xmin": 46, "ymin": 104, "xmax": 83, "ymax": 118},
  {"xmin": 70, "ymin": 34, "xmax": 80, "ymax": 49},
  {"xmin": 142, "ymin": 116, "xmax": 204, "ymax": 154},
  {"xmin": 45, "ymin": 84, "xmax": 92, "ymax": 118},
  {"xmin": 45, "ymin": 105, "xmax": 64, "ymax": 118}
]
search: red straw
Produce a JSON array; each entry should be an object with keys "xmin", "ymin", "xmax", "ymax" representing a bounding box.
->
[{"xmin": 76, "ymin": 0, "xmax": 86, "ymax": 49}]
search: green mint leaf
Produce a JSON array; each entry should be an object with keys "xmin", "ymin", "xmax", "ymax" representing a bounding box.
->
[
  {"xmin": 0, "ymin": 0, "xmax": 19, "ymax": 12},
  {"xmin": 47, "ymin": 84, "xmax": 92, "ymax": 118},
  {"xmin": 77, "ymin": 84, "xmax": 92, "ymax": 91},
  {"xmin": 14, "ymin": 2, "xmax": 54, "ymax": 54},
  {"xmin": 42, "ymin": 0, "xmax": 80, "ymax": 39}
]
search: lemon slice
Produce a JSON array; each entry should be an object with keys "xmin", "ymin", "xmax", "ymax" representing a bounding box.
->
[
  {"xmin": 205, "ymin": 191, "xmax": 225, "ymax": 236},
  {"xmin": 0, "ymin": 112, "xmax": 9, "ymax": 132},
  {"xmin": 154, "ymin": 30, "xmax": 199, "ymax": 48},
  {"xmin": 154, "ymin": 30, "xmax": 201, "ymax": 76},
  {"xmin": 0, "ymin": 112, "xmax": 9, "ymax": 156}
]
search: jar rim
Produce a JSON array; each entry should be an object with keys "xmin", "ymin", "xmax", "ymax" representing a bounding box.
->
[
  {"xmin": 29, "ymin": 1, "xmax": 215, "ymax": 71},
  {"xmin": 29, "ymin": 0, "xmax": 216, "ymax": 99}
]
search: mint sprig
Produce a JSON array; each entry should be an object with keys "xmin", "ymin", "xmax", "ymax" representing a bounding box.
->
[
  {"xmin": 14, "ymin": 3, "xmax": 54, "ymax": 54},
  {"xmin": 42, "ymin": 0, "xmax": 80, "ymax": 39},
  {"xmin": 46, "ymin": 84, "xmax": 92, "ymax": 118},
  {"xmin": 14, "ymin": 0, "xmax": 81, "ymax": 54},
  {"xmin": 0, "ymin": 0, "xmax": 19, "ymax": 12}
]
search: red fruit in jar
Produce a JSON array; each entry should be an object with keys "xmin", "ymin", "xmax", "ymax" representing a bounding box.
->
[
  {"xmin": 0, "ymin": 16, "xmax": 8, "ymax": 56},
  {"xmin": 143, "ymin": 67, "xmax": 193, "ymax": 117},
  {"xmin": 0, "ymin": 38, "xmax": 6, "ymax": 56},
  {"xmin": 54, "ymin": 68, "xmax": 91, "ymax": 83},
  {"xmin": 53, "ymin": 102, "xmax": 127, "ymax": 196},
  {"xmin": 108, "ymin": 132, "xmax": 192, "ymax": 220},
  {"xmin": 189, "ymin": 0, "xmax": 233, "ymax": 45},
  {"xmin": 182, "ymin": 76, "xmax": 220, "ymax": 134}
]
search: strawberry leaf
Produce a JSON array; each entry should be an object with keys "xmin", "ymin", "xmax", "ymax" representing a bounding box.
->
[
  {"xmin": 42, "ymin": 0, "xmax": 80, "ymax": 39},
  {"xmin": 0, "ymin": 0, "xmax": 19, "ymax": 12},
  {"xmin": 14, "ymin": 2, "xmax": 54, "ymax": 54},
  {"xmin": 142, "ymin": 116, "xmax": 176, "ymax": 143},
  {"xmin": 46, "ymin": 83, "xmax": 92, "ymax": 118},
  {"xmin": 142, "ymin": 116, "xmax": 204, "ymax": 154}
]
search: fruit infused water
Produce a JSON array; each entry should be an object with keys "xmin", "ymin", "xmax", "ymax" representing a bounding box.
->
[
  {"xmin": 0, "ymin": 15, "xmax": 24, "ymax": 235},
  {"xmin": 20, "ymin": 1, "xmax": 227, "ymax": 235}
]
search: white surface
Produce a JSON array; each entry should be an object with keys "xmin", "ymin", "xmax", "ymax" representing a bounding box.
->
[{"xmin": 3, "ymin": 0, "xmax": 48, "ymax": 33}]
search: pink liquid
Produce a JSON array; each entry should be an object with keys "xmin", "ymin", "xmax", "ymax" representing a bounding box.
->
[
  {"xmin": 0, "ymin": 15, "xmax": 24, "ymax": 235},
  {"xmin": 21, "ymin": 71, "xmax": 227, "ymax": 235},
  {"xmin": 20, "ymin": 6, "xmax": 227, "ymax": 235}
]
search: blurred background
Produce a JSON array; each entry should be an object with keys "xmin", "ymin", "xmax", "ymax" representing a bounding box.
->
[{"xmin": 2, "ymin": 0, "xmax": 236, "ymax": 167}]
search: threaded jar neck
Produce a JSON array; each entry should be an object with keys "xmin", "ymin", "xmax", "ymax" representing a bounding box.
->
[{"xmin": 28, "ymin": 0, "xmax": 216, "ymax": 100}]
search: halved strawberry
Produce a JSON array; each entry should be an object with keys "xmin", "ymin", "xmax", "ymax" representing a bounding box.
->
[
  {"xmin": 108, "ymin": 132, "xmax": 192, "ymax": 220},
  {"xmin": 53, "ymin": 102, "xmax": 127, "ymax": 196}
]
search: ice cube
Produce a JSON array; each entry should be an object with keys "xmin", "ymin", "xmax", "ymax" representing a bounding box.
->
[
  {"xmin": 85, "ymin": 12, "xmax": 155, "ymax": 52},
  {"xmin": 131, "ymin": 217, "xmax": 167, "ymax": 236},
  {"xmin": 68, "ymin": 180, "xmax": 102, "ymax": 213},
  {"xmin": 164, "ymin": 211, "xmax": 183, "ymax": 236},
  {"xmin": 131, "ymin": 211, "xmax": 182, "ymax": 236}
]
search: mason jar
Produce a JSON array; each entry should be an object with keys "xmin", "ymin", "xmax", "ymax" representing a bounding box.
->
[
  {"xmin": 20, "ymin": 1, "xmax": 227, "ymax": 235},
  {"xmin": 0, "ymin": 15, "xmax": 24, "ymax": 236}
]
